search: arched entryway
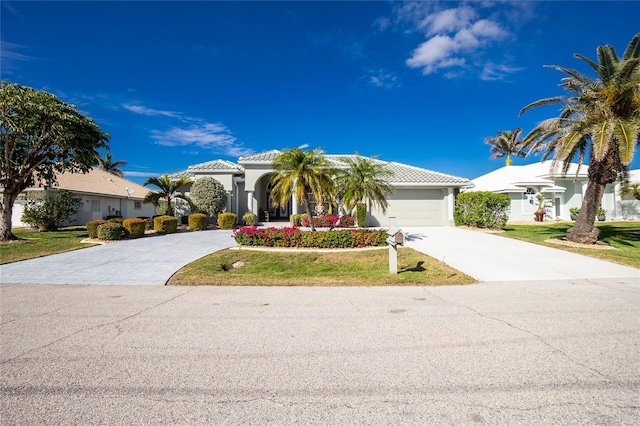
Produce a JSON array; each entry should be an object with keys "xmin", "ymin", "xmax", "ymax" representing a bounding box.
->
[{"xmin": 266, "ymin": 182, "xmax": 291, "ymax": 220}]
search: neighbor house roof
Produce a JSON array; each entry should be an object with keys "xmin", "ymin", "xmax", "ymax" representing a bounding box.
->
[
  {"xmin": 469, "ymin": 162, "xmax": 588, "ymax": 193},
  {"xmin": 47, "ymin": 169, "xmax": 151, "ymax": 200},
  {"xmin": 238, "ymin": 150, "xmax": 282, "ymax": 164}
]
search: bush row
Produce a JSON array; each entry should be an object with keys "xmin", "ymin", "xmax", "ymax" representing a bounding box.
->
[
  {"xmin": 233, "ymin": 226, "xmax": 388, "ymax": 248},
  {"xmin": 301, "ymin": 215, "xmax": 356, "ymax": 228},
  {"xmin": 454, "ymin": 191, "xmax": 511, "ymax": 229},
  {"xmin": 87, "ymin": 213, "xmax": 213, "ymax": 241}
]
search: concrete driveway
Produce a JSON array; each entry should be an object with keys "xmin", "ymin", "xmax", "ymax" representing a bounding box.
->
[
  {"xmin": 403, "ymin": 227, "xmax": 639, "ymax": 282},
  {"xmin": 1, "ymin": 281, "xmax": 638, "ymax": 424},
  {"xmin": 0, "ymin": 229, "xmax": 237, "ymax": 286}
]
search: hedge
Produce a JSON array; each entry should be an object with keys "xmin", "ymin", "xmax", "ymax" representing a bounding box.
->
[
  {"xmin": 218, "ymin": 212, "xmax": 237, "ymax": 230},
  {"xmin": 123, "ymin": 218, "xmax": 146, "ymax": 238},
  {"xmin": 188, "ymin": 213, "xmax": 208, "ymax": 231},
  {"xmin": 97, "ymin": 222, "xmax": 125, "ymax": 241},
  {"xmin": 454, "ymin": 191, "xmax": 511, "ymax": 229},
  {"xmin": 154, "ymin": 215, "xmax": 178, "ymax": 234},
  {"xmin": 86, "ymin": 219, "xmax": 107, "ymax": 238},
  {"xmin": 301, "ymin": 215, "xmax": 356, "ymax": 228},
  {"xmin": 356, "ymin": 203, "xmax": 366, "ymax": 227},
  {"xmin": 233, "ymin": 226, "xmax": 388, "ymax": 248}
]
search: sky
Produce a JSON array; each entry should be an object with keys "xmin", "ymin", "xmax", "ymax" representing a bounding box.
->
[{"xmin": 2, "ymin": 1, "xmax": 639, "ymax": 185}]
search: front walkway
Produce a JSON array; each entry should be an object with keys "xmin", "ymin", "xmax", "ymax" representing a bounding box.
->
[
  {"xmin": 403, "ymin": 227, "xmax": 639, "ymax": 282},
  {"xmin": 0, "ymin": 230, "xmax": 237, "ymax": 286}
]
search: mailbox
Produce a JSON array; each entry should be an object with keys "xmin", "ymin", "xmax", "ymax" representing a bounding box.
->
[{"xmin": 387, "ymin": 228, "xmax": 404, "ymax": 246}]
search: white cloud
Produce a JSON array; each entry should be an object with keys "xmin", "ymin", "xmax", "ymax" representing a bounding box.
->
[
  {"xmin": 480, "ymin": 62, "xmax": 522, "ymax": 81},
  {"xmin": 151, "ymin": 123, "xmax": 253, "ymax": 157},
  {"xmin": 401, "ymin": 3, "xmax": 517, "ymax": 78},
  {"xmin": 368, "ymin": 69, "xmax": 401, "ymax": 89},
  {"xmin": 122, "ymin": 103, "xmax": 181, "ymax": 118}
]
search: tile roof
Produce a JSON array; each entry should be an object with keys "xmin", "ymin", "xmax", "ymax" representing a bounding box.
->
[
  {"xmin": 385, "ymin": 162, "xmax": 469, "ymax": 185},
  {"xmin": 186, "ymin": 159, "xmax": 243, "ymax": 172},
  {"xmin": 238, "ymin": 150, "xmax": 282, "ymax": 163},
  {"xmin": 50, "ymin": 169, "xmax": 151, "ymax": 200}
]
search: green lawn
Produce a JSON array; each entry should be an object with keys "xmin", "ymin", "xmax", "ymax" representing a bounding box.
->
[
  {"xmin": 501, "ymin": 221, "xmax": 640, "ymax": 269},
  {"xmin": 0, "ymin": 227, "xmax": 96, "ymax": 265},
  {"xmin": 170, "ymin": 247, "xmax": 475, "ymax": 286}
]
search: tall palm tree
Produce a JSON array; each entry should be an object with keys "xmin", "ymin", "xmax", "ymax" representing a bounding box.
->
[
  {"xmin": 336, "ymin": 154, "xmax": 394, "ymax": 216},
  {"xmin": 270, "ymin": 148, "xmax": 334, "ymax": 231},
  {"xmin": 520, "ymin": 33, "xmax": 640, "ymax": 244},
  {"xmin": 143, "ymin": 174, "xmax": 193, "ymax": 217},
  {"xmin": 97, "ymin": 153, "xmax": 127, "ymax": 178},
  {"xmin": 619, "ymin": 181, "xmax": 640, "ymax": 201},
  {"xmin": 484, "ymin": 128, "xmax": 526, "ymax": 166}
]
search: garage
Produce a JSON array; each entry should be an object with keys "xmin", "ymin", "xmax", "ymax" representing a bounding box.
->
[{"xmin": 369, "ymin": 188, "xmax": 446, "ymax": 227}]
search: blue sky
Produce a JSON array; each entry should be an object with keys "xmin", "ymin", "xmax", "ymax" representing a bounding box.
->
[{"xmin": 2, "ymin": 1, "xmax": 639, "ymax": 184}]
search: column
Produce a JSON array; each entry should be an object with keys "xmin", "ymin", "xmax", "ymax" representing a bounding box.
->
[
  {"xmin": 226, "ymin": 191, "xmax": 232, "ymax": 213},
  {"xmin": 247, "ymin": 191, "xmax": 254, "ymax": 213},
  {"xmin": 447, "ymin": 188, "xmax": 455, "ymax": 222}
]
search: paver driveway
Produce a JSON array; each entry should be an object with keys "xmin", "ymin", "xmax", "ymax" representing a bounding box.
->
[{"xmin": 0, "ymin": 230, "xmax": 237, "ymax": 286}]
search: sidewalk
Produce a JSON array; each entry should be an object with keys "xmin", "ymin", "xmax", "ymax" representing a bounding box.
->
[{"xmin": 403, "ymin": 227, "xmax": 639, "ymax": 282}]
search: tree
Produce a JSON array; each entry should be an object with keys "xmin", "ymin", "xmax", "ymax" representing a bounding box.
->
[
  {"xmin": 270, "ymin": 148, "xmax": 334, "ymax": 231},
  {"xmin": 143, "ymin": 174, "xmax": 193, "ymax": 217},
  {"xmin": 190, "ymin": 177, "xmax": 227, "ymax": 216},
  {"xmin": 335, "ymin": 154, "xmax": 394, "ymax": 220},
  {"xmin": 520, "ymin": 34, "xmax": 640, "ymax": 244},
  {"xmin": 484, "ymin": 128, "xmax": 526, "ymax": 166},
  {"xmin": 21, "ymin": 190, "xmax": 82, "ymax": 231},
  {"xmin": 0, "ymin": 82, "xmax": 109, "ymax": 241},
  {"xmin": 619, "ymin": 181, "xmax": 640, "ymax": 201},
  {"xmin": 97, "ymin": 153, "xmax": 127, "ymax": 178}
]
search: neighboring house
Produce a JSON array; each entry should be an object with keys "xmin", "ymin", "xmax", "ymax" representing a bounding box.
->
[
  {"xmin": 467, "ymin": 162, "xmax": 640, "ymax": 221},
  {"xmin": 12, "ymin": 169, "xmax": 155, "ymax": 228},
  {"xmin": 170, "ymin": 150, "xmax": 470, "ymax": 227}
]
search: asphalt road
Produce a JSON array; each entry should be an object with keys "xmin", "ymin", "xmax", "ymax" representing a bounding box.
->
[{"xmin": 2, "ymin": 279, "xmax": 638, "ymax": 424}]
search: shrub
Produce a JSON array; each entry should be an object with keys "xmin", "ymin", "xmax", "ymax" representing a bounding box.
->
[
  {"xmin": 86, "ymin": 219, "xmax": 107, "ymax": 238},
  {"xmin": 154, "ymin": 215, "xmax": 178, "ymax": 234},
  {"xmin": 301, "ymin": 215, "xmax": 356, "ymax": 228},
  {"xmin": 21, "ymin": 190, "xmax": 83, "ymax": 231},
  {"xmin": 190, "ymin": 177, "xmax": 227, "ymax": 217},
  {"xmin": 290, "ymin": 213, "xmax": 307, "ymax": 226},
  {"xmin": 454, "ymin": 191, "xmax": 510, "ymax": 229},
  {"xmin": 137, "ymin": 216, "xmax": 154, "ymax": 230},
  {"xmin": 570, "ymin": 207, "xmax": 581, "ymax": 217},
  {"xmin": 242, "ymin": 212, "xmax": 257, "ymax": 226},
  {"xmin": 108, "ymin": 217, "xmax": 124, "ymax": 224},
  {"xmin": 97, "ymin": 222, "xmax": 125, "ymax": 241},
  {"xmin": 218, "ymin": 212, "xmax": 237, "ymax": 229},
  {"xmin": 122, "ymin": 218, "xmax": 146, "ymax": 238},
  {"xmin": 356, "ymin": 203, "xmax": 367, "ymax": 227},
  {"xmin": 188, "ymin": 213, "xmax": 208, "ymax": 231},
  {"xmin": 233, "ymin": 226, "xmax": 388, "ymax": 248}
]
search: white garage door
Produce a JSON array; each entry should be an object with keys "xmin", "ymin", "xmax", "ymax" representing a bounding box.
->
[{"xmin": 370, "ymin": 189, "xmax": 446, "ymax": 227}]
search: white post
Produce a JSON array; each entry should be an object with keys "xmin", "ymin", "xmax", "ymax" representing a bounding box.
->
[
  {"xmin": 389, "ymin": 243, "xmax": 398, "ymax": 274},
  {"xmin": 447, "ymin": 188, "xmax": 455, "ymax": 222},
  {"xmin": 226, "ymin": 191, "xmax": 232, "ymax": 213},
  {"xmin": 247, "ymin": 191, "xmax": 254, "ymax": 213}
]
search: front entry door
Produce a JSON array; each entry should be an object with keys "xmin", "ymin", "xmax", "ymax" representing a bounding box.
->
[{"xmin": 266, "ymin": 183, "xmax": 290, "ymax": 220}]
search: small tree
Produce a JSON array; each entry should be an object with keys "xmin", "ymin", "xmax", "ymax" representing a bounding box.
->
[
  {"xmin": 190, "ymin": 177, "xmax": 227, "ymax": 217},
  {"xmin": 143, "ymin": 174, "xmax": 192, "ymax": 217},
  {"xmin": 21, "ymin": 190, "xmax": 83, "ymax": 231},
  {"xmin": 619, "ymin": 181, "xmax": 640, "ymax": 201},
  {"xmin": 0, "ymin": 82, "xmax": 109, "ymax": 240}
]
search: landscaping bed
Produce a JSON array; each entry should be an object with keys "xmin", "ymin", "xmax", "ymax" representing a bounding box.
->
[{"xmin": 233, "ymin": 226, "xmax": 387, "ymax": 248}]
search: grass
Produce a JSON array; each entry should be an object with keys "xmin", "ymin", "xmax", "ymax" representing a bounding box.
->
[
  {"xmin": 501, "ymin": 221, "xmax": 640, "ymax": 269},
  {"xmin": 169, "ymin": 247, "xmax": 475, "ymax": 286},
  {"xmin": 0, "ymin": 227, "xmax": 96, "ymax": 264}
]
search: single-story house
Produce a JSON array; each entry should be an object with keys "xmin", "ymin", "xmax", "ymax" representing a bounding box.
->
[
  {"xmin": 467, "ymin": 162, "xmax": 640, "ymax": 221},
  {"xmin": 170, "ymin": 150, "xmax": 471, "ymax": 227},
  {"xmin": 11, "ymin": 168, "xmax": 155, "ymax": 228}
]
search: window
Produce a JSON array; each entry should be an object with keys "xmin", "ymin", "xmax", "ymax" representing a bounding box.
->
[
  {"xmin": 134, "ymin": 201, "xmax": 142, "ymax": 210},
  {"xmin": 90, "ymin": 200, "xmax": 100, "ymax": 212}
]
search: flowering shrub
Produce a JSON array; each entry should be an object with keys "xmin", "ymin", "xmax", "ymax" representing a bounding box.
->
[
  {"xmin": 301, "ymin": 215, "xmax": 356, "ymax": 228},
  {"xmin": 233, "ymin": 226, "xmax": 387, "ymax": 248}
]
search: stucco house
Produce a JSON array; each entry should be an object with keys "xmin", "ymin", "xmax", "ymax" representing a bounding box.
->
[
  {"xmin": 170, "ymin": 150, "xmax": 470, "ymax": 227},
  {"xmin": 11, "ymin": 168, "xmax": 155, "ymax": 228},
  {"xmin": 467, "ymin": 162, "xmax": 640, "ymax": 221}
]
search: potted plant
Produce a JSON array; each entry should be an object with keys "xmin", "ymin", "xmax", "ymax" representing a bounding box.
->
[
  {"xmin": 597, "ymin": 208, "xmax": 606, "ymax": 221},
  {"xmin": 569, "ymin": 207, "xmax": 580, "ymax": 221}
]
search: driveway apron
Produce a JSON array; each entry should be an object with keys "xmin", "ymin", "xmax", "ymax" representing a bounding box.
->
[
  {"xmin": 403, "ymin": 227, "xmax": 639, "ymax": 282},
  {"xmin": 0, "ymin": 230, "xmax": 237, "ymax": 286}
]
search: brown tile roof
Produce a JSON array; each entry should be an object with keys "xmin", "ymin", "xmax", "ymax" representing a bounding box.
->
[{"xmin": 50, "ymin": 169, "xmax": 151, "ymax": 200}]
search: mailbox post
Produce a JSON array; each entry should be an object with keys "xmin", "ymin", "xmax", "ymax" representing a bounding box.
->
[{"xmin": 386, "ymin": 228, "xmax": 404, "ymax": 274}]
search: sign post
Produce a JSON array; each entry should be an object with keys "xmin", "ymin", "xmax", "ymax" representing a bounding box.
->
[{"xmin": 386, "ymin": 228, "xmax": 404, "ymax": 274}]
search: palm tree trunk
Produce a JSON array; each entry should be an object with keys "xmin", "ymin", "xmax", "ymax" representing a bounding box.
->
[
  {"xmin": 303, "ymin": 194, "xmax": 316, "ymax": 231},
  {"xmin": 166, "ymin": 195, "xmax": 174, "ymax": 216}
]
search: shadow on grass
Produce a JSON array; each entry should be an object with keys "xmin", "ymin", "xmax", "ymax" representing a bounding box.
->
[
  {"xmin": 597, "ymin": 224, "xmax": 640, "ymax": 247},
  {"xmin": 399, "ymin": 261, "xmax": 425, "ymax": 273}
]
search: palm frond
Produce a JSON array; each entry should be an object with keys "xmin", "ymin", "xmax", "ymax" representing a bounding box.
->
[{"xmin": 623, "ymin": 33, "xmax": 640, "ymax": 60}]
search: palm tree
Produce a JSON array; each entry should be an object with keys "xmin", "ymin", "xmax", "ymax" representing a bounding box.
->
[
  {"xmin": 336, "ymin": 154, "xmax": 394, "ymax": 217},
  {"xmin": 270, "ymin": 148, "xmax": 334, "ymax": 231},
  {"xmin": 97, "ymin": 153, "xmax": 127, "ymax": 178},
  {"xmin": 520, "ymin": 33, "xmax": 640, "ymax": 244},
  {"xmin": 619, "ymin": 181, "xmax": 640, "ymax": 201},
  {"xmin": 143, "ymin": 174, "xmax": 193, "ymax": 217},
  {"xmin": 484, "ymin": 128, "xmax": 526, "ymax": 166}
]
